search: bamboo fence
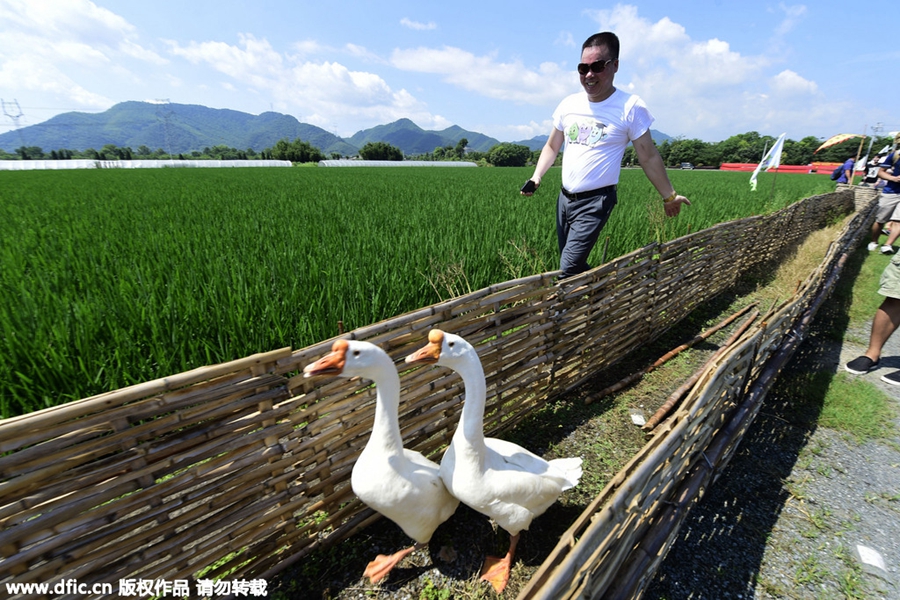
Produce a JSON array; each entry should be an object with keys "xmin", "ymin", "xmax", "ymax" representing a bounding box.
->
[
  {"xmin": 0, "ymin": 189, "xmax": 868, "ymax": 599},
  {"xmin": 518, "ymin": 190, "xmax": 876, "ymax": 599}
]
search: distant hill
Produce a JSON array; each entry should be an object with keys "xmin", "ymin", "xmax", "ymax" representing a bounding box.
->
[
  {"xmin": 347, "ymin": 118, "xmax": 501, "ymax": 154},
  {"xmin": 0, "ymin": 101, "xmax": 357, "ymax": 156},
  {"xmin": 513, "ymin": 135, "xmax": 549, "ymax": 151},
  {"xmin": 435, "ymin": 124, "xmax": 500, "ymax": 153},
  {"xmin": 651, "ymin": 130, "xmax": 673, "ymax": 144},
  {"xmin": 0, "ymin": 101, "xmax": 674, "ymax": 157}
]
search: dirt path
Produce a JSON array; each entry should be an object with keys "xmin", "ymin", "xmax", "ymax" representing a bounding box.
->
[{"xmin": 647, "ymin": 264, "xmax": 900, "ymax": 599}]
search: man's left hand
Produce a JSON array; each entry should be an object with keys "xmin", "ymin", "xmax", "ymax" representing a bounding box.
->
[{"xmin": 664, "ymin": 196, "xmax": 691, "ymax": 217}]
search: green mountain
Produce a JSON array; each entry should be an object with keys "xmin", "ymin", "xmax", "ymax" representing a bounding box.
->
[
  {"xmin": 0, "ymin": 101, "xmax": 357, "ymax": 156},
  {"xmin": 348, "ymin": 118, "xmax": 501, "ymax": 154},
  {"xmin": 435, "ymin": 124, "xmax": 500, "ymax": 153},
  {"xmin": 513, "ymin": 136, "xmax": 549, "ymax": 151},
  {"xmin": 0, "ymin": 101, "xmax": 673, "ymax": 158}
]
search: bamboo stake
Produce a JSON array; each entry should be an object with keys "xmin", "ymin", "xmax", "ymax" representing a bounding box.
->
[
  {"xmin": 584, "ymin": 303, "xmax": 757, "ymax": 405},
  {"xmin": 641, "ymin": 308, "xmax": 760, "ymax": 432},
  {"xmin": 851, "ymin": 126, "xmax": 867, "ymax": 187}
]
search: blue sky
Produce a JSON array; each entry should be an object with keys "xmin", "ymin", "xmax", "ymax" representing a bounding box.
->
[{"xmin": 1, "ymin": 0, "xmax": 897, "ymax": 145}]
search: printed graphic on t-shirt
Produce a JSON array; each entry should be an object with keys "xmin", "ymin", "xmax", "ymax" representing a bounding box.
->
[{"xmin": 566, "ymin": 120, "xmax": 608, "ymax": 147}]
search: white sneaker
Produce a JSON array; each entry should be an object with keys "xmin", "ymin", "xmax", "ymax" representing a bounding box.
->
[
  {"xmin": 881, "ymin": 245, "xmax": 895, "ymax": 255},
  {"xmin": 868, "ymin": 242, "xmax": 879, "ymax": 251}
]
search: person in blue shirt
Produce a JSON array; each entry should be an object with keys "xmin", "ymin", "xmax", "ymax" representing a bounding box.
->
[
  {"xmin": 836, "ymin": 157, "xmax": 855, "ymax": 183},
  {"xmin": 870, "ymin": 142, "xmax": 900, "ymax": 254}
]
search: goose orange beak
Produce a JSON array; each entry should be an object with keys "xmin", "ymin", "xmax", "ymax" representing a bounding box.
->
[
  {"xmin": 405, "ymin": 329, "xmax": 444, "ymax": 365},
  {"xmin": 304, "ymin": 339, "xmax": 349, "ymax": 377}
]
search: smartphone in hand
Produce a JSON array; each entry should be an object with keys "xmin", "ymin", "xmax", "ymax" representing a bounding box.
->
[{"xmin": 520, "ymin": 180, "xmax": 536, "ymax": 194}]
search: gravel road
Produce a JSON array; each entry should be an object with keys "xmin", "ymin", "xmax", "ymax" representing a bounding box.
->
[{"xmin": 647, "ymin": 295, "xmax": 900, "ymax": 599}]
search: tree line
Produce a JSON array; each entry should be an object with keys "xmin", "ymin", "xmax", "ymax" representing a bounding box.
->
[
  {"xmin": 625, "ymin": 131, "xmax": 894, "ymax": 168},
  {"xmin": 365, "ymin": 132, "xmax": 895, "ymax": 168},
  {"xmin": 1, "ymin": 138, "xmax": 329, "ymax": 163},
  {"xmin": 2, "ymin": 131, "xmax": 893, "ymax": 168}
]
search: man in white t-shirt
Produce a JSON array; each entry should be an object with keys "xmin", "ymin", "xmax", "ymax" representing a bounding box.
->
[{"xmin": 521, "ymin": 32, "xmax": 690, "ymax": 278}]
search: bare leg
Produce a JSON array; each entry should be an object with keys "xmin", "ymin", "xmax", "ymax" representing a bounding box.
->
[
  {"xmin": 864, "ymin": 297, "xmax": 900, "ymax": 361},
  {"xmin": 481, "ymin": 533, "xmax": 520, "ymax": 594},
  {"xmin": 873, "ymin": 219, "xmax": 884, "ymax": 244},
  {"xmin": 363, "ymin": 543, "xmax": 422, "ymax": 584},
  {"xmin": 883, "ymin": 221, "xmax": 900, "ymax": 248}
]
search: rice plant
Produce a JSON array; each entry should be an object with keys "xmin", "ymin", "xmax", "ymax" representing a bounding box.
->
[{"xmin": 0, "ymin": 167, "xmax": 833, "ymax": 416}]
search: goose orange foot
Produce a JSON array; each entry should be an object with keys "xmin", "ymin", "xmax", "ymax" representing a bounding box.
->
[
  {"xmin": 363, "ymin": 544, "xmax": 418, "ymax": 584},
  {"xmin": 480, "ymin": 534, "xmax": 519, "ymax": 594}
]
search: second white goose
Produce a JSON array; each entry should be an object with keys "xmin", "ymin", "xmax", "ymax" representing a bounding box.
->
[{"xmin": 405, "ymin": 329, "xmax": 582, "ymax": 593}]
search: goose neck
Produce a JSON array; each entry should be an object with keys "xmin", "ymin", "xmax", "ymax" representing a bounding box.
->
[
  {"xmin": 455, "ymin": 355, "xmax": 487, "ymax": 443},
  {"xmin": 361, "ymin": 360, "xmax": 404, "ymax": 455}
]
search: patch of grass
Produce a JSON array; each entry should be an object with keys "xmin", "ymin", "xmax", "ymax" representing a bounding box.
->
[
  {"xmin": 794, "ymin": 554, "xmax": 827, "ymax": 585},
  {"xmin": 419, "ymin": 578, "xmax": 452, "ymax": 600},
  {"xmin": 758, "ymin": 576, "xmax": 791, "ymax": 598},
  {"xmin": 818, "ymin": 373, "xmax": 895, "ymax": 441},
  {"xmin": 773, "ymin": 370, "xmax": 895, "ymax": 442},
  {"xmin": 834, "ymin": 544, "xmax": 868, "ymax": 599}
]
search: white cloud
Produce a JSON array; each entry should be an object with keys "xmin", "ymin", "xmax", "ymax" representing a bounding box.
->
[
  {"xmin": 0, "ymin": 53, "xmax": 110, "ymax": 108},
  {"xmin": 774, "ymin": 3, "xmax": 808, "ymax": 36},
  {"xmin": 576, "ymin": 4, "xmax": 836, "ymax": 141},
  {"xmin": 166, "ymin": 34, "xmax": 435, "ymax": 136},
  {"xmin": 344, "ymin": 43, "xmax": 386, "ymax": 64},
  {"xmin": 0, "ymin": 0, "xmax": 164, "ymax": 112},
  {"xmin": 0, "ymin": 0, "xmax": 133, "ymax": 42},
  {"xmin": 498, "ymin": 119, "xmax": 554, "ymax": 143},
  {"xmin": 0, "ymin": 0, "xmax": 164, "ymax": 62},
  {"xmin": 555, "ymin": 31, "xmax": 577, "ymax": 48},
  {"xmin": 770, "ymin": 70, "xmax": 817, "ymax": 95},
  {"xmin": 391, "ymin": 46, "xmax": 575, "ymax": 106},
  {"xmin": 120, "ymin": 39, "xmax": 168, "ymax": 65},
  {"xmin": 168, "ymin": 34, "xmax": 284, "ymax": 84},
  {"xmin": 400, "ymin": 18, "xmax": 437, "ymax": 31},
  {"xmin": 292, "ymin": 39, "xmax": 326, "ymax": 56}
]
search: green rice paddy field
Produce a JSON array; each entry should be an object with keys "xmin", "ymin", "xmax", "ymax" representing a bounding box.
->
[{"xmin": 0, "ymin": 166, "xmax": 835, "ymax": 417}]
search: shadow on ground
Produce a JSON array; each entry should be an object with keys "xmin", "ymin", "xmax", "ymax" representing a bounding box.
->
[{"xmin": 645, "ymin": 244, "xmax": 867, "ymax": 599}]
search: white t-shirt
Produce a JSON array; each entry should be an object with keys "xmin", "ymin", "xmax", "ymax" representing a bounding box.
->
[{"xmin": 552, "ymin": 88, "xmax": 654, "ymax": 193}]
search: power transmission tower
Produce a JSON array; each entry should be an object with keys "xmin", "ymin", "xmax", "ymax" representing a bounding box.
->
[
  {"xmin": 2, "ymin": 98, "xmax": 26, "ymax": 148},
  {"xmin": 155, "ymin": 99, "xmax": 174, "ymax": 157}
]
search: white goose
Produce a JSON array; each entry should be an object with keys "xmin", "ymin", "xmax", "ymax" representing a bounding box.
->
[
  {"xmin": 405, "ymin": 329, "xmax": 582, "ymax": 593},
  {"xmin": 304, "ymin": 339, "xmax": 459, "ymax": 584}
]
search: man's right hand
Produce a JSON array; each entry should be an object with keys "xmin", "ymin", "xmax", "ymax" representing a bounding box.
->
[{"xmin": 520, "ymin": 179, "xmax": 539, "ymax": 196}]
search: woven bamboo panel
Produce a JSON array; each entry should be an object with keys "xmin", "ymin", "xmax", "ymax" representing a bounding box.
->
[
  {"xmin": 0, "ymin": 190, "xmax": 862, "ymax": 598},
  {"xmin": 517, "ymin": 190, "xmax": 876, "ymax": 600},
  {"xmin": 652, "ymin": 222, "xmax": 735, "ymax": 333}
]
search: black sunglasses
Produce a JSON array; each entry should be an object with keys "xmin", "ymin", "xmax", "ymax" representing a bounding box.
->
[{"xmin": 577, "ymin": 59, "xmax": 613, "ymax": 76}]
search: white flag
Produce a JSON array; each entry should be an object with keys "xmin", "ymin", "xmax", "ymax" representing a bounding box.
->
[{"xmin": 750, "ymin": 132, "xmax": 786, "ymax": 191}]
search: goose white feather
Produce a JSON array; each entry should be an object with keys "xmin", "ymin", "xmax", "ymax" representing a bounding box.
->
[
  {"xmin": 405, "ymin": 329, "xmax": 582, "ymax": 592},
  {"xmin": 304, "ymin": 339, "xmax": 459, "ymax": 583}
]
